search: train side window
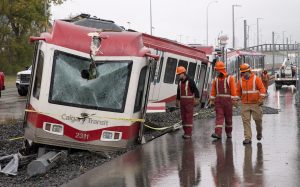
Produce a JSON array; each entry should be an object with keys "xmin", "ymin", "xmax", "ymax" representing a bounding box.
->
[
  {"xmin": 195, "ymin": 64, "xmax": 201, "ymax": 85},
  {"xmin": 187, "ymin": 62, "xmax": 196, "ymax": 80},
  {"xmin": 150, "ymin": 60, "xmax": 157, "ymax": 82},
  {"xmin": 198, "ymin": 64, "xmax": 207, "ymax": 101},
  {"xmin": 32, "ymin": 50, "xmax": 44, "ymax": 99},
  {"xmin": 163, "ymin": 57, "xmax": 177, "ymax": 84},
  {"xmin": 157, "ymin": 56, "xmax": 164, "ymax": 83},
  {"xmin": 134, "ymin": 66, "xmax": 147, "ymax": 112},
  {"xmin": 175, "ymin": 60, "xmax": 188, "ymax": 83}
]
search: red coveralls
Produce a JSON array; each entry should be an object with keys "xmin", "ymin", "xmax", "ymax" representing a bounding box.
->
[
  {"xmin": 177, "ymin": 77, "xmax": 199, "ymax": 136},
  {"xmin": 210, "ymin": 75, "xmax": 237, "ymax": 137}
]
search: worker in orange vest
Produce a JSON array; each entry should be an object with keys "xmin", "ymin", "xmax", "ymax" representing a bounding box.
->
[
  {"xmin": 210, "ymin": 61, "xmax": 238, "ymax": 139},
  {"xmin": 237, "ymin": 63, "xmax": 266, "ymax": 144},
  {"xmin": 261, "ymin": 70, "xmax": 270, "ymax": 94},
  {"xmin": 176, "ymin": 66, "xmax": 200, "ymax": 139}
]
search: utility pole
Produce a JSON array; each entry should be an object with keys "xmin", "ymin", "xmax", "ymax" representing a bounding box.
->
[
  {"xmin": 272, "ymin": 32, "xmax": 275, "ymax": 75},
  {"xmin": 243, "ymin": 20, "xmax": 247, "ymax": 49},
  {"xmin": 287, "ymin": 38, "xmax": 289, "ymax": 59},
  {"xmin": 232, "ymin": 4, "xmax": 241, "ymax": 49},
  {"xmin": 150, "ymin": 0, "xmax": 153, "ymax": 35},
  {"xmin": 257, "ymin": 18, "xmax": 263, "ymax": 46}
]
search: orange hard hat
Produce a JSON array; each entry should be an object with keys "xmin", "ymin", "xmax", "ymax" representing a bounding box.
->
[
  {"xmin": 176, "ymin": 66, "xmax": 186, "ymax": 75},
  {"xmin": 240, "ymin": 63, "xmax": 251, "ymax": 73},
  {"xmin": 214, "ymin": 61, "xmax": 225, "ymax": 70}
]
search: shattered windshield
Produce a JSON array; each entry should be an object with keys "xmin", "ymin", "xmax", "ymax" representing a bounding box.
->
[{"xmin": 49, "ymin": 51, "xmax": 132, "ymax": 112}]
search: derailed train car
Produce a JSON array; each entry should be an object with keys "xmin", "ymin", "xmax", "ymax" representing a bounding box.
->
[{"xmin": 23, "ymin": 18, "xmax": 211, "ymax": 152}]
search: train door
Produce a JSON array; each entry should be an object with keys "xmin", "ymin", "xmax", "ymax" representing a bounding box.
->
[
  {"xmin": 149, "ymin": 51, "xmax": 164, "ymax": 101},
  {"xmin": 195, "ymin": 63, "xmax": 207, "ymax": 106},
  {"xmin": 24, "ymin": 41, "xmax": 43, "ymax": 124},
  {"xmin": 234, "ymin": 56, "xmax": 240, "ymax": 81},
  {"xmin": 187, "ymin": 61, "xmax": 197, "ymax": 81}
]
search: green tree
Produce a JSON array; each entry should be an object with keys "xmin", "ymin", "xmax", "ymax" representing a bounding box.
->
[{"xmin": 0, "ymin": 0, "xmax": 65, "ymax": 75}]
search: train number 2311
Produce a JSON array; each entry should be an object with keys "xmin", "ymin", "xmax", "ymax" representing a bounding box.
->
[{"xmin": 75, "ymin": 132, "xmax": 90, "ymax": 140}]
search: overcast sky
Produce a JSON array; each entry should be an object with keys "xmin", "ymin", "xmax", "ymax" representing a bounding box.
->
[{"xmin": 51, "ymin": 0, "xmax": 300, "ymax": 48}]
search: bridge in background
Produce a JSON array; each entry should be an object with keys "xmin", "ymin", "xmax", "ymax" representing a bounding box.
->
[{"xmin": 245, "ymin": 43, "xmax": 300, "ymax": 74}]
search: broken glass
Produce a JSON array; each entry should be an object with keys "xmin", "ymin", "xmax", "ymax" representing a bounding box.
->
[{"xmin": 50, "ymin": 51, "xmax": 132, "ymax": 112}]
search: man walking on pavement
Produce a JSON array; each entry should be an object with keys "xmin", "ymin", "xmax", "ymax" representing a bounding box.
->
[
  {"xmin": 237, "ymin": 63, "xmax": 266, "ymax": 144},
  {"xmin": 176, "ymin": 66, "xmax": 200, "ymax": 139},
  {"xmin": 210, "ymin": 61, "xmax": 238, "ymax": 139},
  {"xmin": 261, "ymin": 70, "xmax": 270, "ymax": 94}
]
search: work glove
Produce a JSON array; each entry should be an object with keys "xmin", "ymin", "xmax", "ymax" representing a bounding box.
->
[
  {"xmin": 194, "ymin": 98, "xmax": 200, "ymax": 106},
  {"xmin": 176, "ymin": 99, "xmax": 180, "ymax": 107},
  {"xmin": 232, "ymin": 100, "xmax": 239, "ymax": 108},
  {"xmin": 209, "ymin": 99, "xmax": 215, "ymax": 107},
  {"xmin": 258, "ymin": 98, "xmax": 264, "ymax": 106}
]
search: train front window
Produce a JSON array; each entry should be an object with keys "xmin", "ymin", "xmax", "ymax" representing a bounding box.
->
[{"xmin": 49, "ymin": 51, "xmax": 131, "ymax": 112}]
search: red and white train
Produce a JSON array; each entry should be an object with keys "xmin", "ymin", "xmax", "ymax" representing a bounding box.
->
[
  {"xmin": 226, "ymin": 50, "xmax": 265, "ymax": 79},
  {"xmin": 24, "ymin": 18, "xmax": 212, "ymax": 152}
]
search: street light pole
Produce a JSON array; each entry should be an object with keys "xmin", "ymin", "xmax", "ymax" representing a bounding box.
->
[
  {"xmin": 150, "ymin": 0, "xmax": 153, "ymax": 35},
  {"xmin": 206, "ymin": 1, "xmax": 218, "ymax": 46},
  {"xmin": 257, "ymin": 17, "xmax": 263, "ymax": 46},
  {"xmin": 232, "ymin": 4, "xmax": 241, "ymax": 49}
]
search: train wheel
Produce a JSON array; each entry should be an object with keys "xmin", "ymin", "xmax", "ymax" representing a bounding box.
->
[{"xmin": 18, "ymin": 88, "xmax": 28, "ymax": 96}]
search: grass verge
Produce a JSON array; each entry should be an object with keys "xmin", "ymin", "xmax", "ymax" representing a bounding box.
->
[{"xmin": 5, "ymin": 75, "xmax": 16, "ymax": 88}]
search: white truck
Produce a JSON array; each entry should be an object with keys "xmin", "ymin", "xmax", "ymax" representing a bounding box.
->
[
  {"xmin": 16, "ymin": 66, "xmax": 32, "ymax": 96},
  {"xmin": 274, "ymin": 58, "xmax": 297, "ymax": 89}
]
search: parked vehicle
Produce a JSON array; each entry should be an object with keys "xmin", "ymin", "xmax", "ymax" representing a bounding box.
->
[
  {"xmin": 16, "ymin": 66, "xmax": 32, "ymax": 96},
  {"xmin": 275, "ymin": 58, "xmax": 297, "ymax": 89},
  {"xmin": 0, "ymin": 71, "xmax": 5, "ymax": 97}
]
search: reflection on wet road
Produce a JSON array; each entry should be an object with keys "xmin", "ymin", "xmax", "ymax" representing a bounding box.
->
[
  {"xmin": 62, "ymin": 84, "xmax": 300, "ymax": 186},
  {"xmin": 0, "ymin": 86, "xmax": 26, "ymax": 122}
]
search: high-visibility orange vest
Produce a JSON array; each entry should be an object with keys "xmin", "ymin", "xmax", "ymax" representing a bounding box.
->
[
  {"xmin": 237, "ymin": 73, "xmax": 266, "ymax": 104},
  {"xmin": 210, "ymin": 75, "xmax": 238, "ymax": 100}
]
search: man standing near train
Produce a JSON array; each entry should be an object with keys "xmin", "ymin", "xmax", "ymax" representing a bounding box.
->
[
  {"xmin": 176, "ymin": 66, "xmax": 200, "ymax": 139},
  {"xmin": 261, "ymin": 70, "xmax": 270, "ymax": 95},
  {"xmin": 237, "ymin": 63, "xmax": 266, "ymax": 144},
  {"xmin": 210, "ymin": 61, "xmax": 238, "ymax": 139}
]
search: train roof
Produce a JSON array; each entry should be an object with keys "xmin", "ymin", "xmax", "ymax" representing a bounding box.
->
[
  {"xmin": 227, "ymin": 50, "xmax": 265, "ymax": 58},
  {"xmin": 142, "ymin": 34, "xmax": 208, "ymax": 61},
  {"xmin": 31, "ymin": 20, "xmax": 208, "ymax": 62}
]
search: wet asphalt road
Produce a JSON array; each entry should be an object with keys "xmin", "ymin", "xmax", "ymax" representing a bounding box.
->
[
  {"xmin": 64, "ymin": 84, "xmax": 300, "ymax": 187},
  {"xmin": 0, "ymin": 86, "xmax": 26, "ymax": 122}
]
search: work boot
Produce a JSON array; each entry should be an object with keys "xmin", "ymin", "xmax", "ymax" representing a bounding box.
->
[
  {"xmin": 182, "ymin": 134, "xmax": 191, "ymax": 139},
  {"xmin": 211, "ymin": 133, "xmax": 221, "ymax": 139},
  {"xmin": 227, "ymin": 133, "xmax": 232, "ymax": 138},
  {"xmin": 243, "ymin": 139, "xmax": 252, "ymax": 144},
  {"xmin": 257, "ymin": 133, "xmax": 262, "ymax": 141}
]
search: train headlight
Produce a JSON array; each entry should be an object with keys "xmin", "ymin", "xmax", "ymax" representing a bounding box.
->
[
  {"xmin": 43, "ymin": 122, "xmax": 64, "ymax": 135},
  {"xmin": 52, "ymin": 125, "xmax": 63, "ymax": 134},
  {"xmin": 101, "ymin": 130, "xmax": 122, "ymax": 141}
]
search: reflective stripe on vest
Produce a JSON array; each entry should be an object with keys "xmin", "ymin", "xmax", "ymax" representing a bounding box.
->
[
  {"xmin": 179, "ymin": 80, "xmax": 194, "ymax": 98},
  {"xmin": 185, "ymin": 80, "xmax": 189, "ymax": 96},
  {"xmin": 216, "ymin": 76, "xmax": 231, "ymax": 97},
  {"xmin": 241, "ymin": 75, "xmax": 259, "ymax": 94}
]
